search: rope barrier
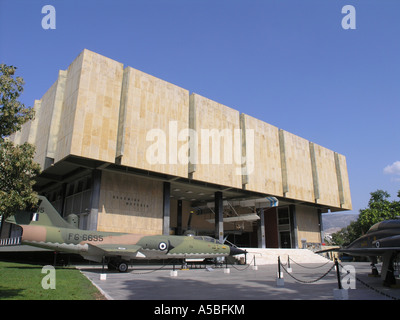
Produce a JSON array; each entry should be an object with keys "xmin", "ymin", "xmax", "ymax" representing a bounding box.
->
[
  {"xmin": 282, "ymin": 256, "xmax": 399, "ymax": 299},
  {"xmin": 130, "ymin": 256, "xmax": 256, "ymax": 274},
  {"xmin": 228, "ymin": 256, "xmax": 255, "ymax": 271},
  {"xmin": 287, "ymin": 256, "xmax": 332, "ymax": 269},
  {"xmin": 279, "ymin": 258, "xmax": 336, "ymax": 284},
  {"xmin": 337, "ymin": 260, "xmax": 399, "ymax": 301},
  {"xmin": 129, "ymin": 259, "xmax": 185, "ymax": 275},
  {"xmin": 130, "ymin": 263, "xmax": 172, "ymax": 274},
  {"xmin": 127, "ymin": 253, "xmax": 399, "ymax": 300}
]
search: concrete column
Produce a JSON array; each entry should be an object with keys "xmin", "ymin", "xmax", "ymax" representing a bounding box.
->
[
  {"xmin": 177, "ymin": 200, "xmax": 183, "ymax": 235},
  {"xmin": 88, "ymin": 169, "xmax": 102, "ymax": 231},
  {"xmin": 163, "ymin": 182, "xmax": 171, "ymax": 235},
  {"xmin": 289, "ymin": 205, "xmax": 298, "ymax": 248},
  {"xmin": 257, "ymin": 208, "xmax": 266, "ymax": 248},
  {"xmin": 318, "ymin": 209, "xmax": 324, "ymax": 243},
  {"xmin": 59, "ymin": 182, "xmax": 67, "ymax": 217},
  {"xmin": 214, "ymin": 191, "xmax": 223, "ymax": 243}
]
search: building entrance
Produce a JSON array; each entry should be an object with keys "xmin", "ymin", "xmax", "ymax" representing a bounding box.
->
[
  {"xmin": 279, "ymin": 231, "xmax": 291, "ymax": 248},
  {"xmin": 278, "ymin": 207, "xmax": 292, "ymax": 248}
]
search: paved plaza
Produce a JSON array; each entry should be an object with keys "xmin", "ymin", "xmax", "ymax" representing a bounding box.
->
[{"xmin": 79, "ymin": 262, "xmax": 400, "ymax": 301}]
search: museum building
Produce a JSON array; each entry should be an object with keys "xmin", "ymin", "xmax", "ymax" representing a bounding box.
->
[{"xmin": 9, "ymin": 49, "xmax": 352, "ymax": 248}]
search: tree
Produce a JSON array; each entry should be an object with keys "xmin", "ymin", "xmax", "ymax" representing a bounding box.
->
[
  {"xmin": 0, "ymin": 64, "xmax": 34, "ymax": 140},
  {"xmin": 358, "ymin": 190, "xmax": 399, "ymax": 233},
  {"xmin": 368, "ymin": 189, "xmax": 391, "ymax": 206},
  {"xmin": 0, "ymin": 64, "xmax": 40, "ymax": 219},
  {"xmin": 330, "ymin": 189, "xmax": 400, "ymax": 246},
  {"xmin": 0, "ymin": 141, "xmax": 40, "ymax": 218},
  {"xmin": 331, "ymin": 220, "xmax": 362, "ymax": 247}
]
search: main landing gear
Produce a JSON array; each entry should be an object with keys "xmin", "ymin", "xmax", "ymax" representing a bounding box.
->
[
  {"xmin": 106, "ymin": 258, "xmax": 129, "ymax": 273},
  {"xmin": 369, "ymin": 253, "xmax": 398, "ymax": 287}
]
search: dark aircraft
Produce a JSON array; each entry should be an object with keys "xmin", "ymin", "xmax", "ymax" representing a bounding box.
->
[
  {"xmin": 320, "ymin": 218, "xmax": 400, "ymax": 286},
  {"xmin": 0, "ymin": 196, "xmax": 245, "ymax": 272}
]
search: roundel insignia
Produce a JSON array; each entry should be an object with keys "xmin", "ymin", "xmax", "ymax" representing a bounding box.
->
[
  {"xmin": 375, "ymin": 241, "xmax": 380, "ymax": 248},
  {"xmin": 159, "ymin": 242, "xmax": 168, "ymax": 251}
]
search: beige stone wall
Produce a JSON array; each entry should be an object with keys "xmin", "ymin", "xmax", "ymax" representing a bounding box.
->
[
  {"xmin": 47, "ymin": 70, "xmax": 67, "ymax": 160},
  {"xmin": 97, "ymin": 170, "xmax": 164, "ymax": 234},
  {"xmin": 60, "ymin": 49, "xmax": 124, "ymax": 162},
  {"xmin": 7, "ymin": 49, "xmax": 352, "ymax": 212},
  {"xmin": 55, "ymin": 51, "xmax": 83, "ymax": 162},
  {"xmin": 313, "ymin": 144, "xmax": 340, "ymax": 207},
  {"xmin": 117, "ymin": 67, "xmax": 189, "ymax": 177},
  {"xmin": 335, "ymin": 153, "xmax": 352, "ymax": 210},
  {"xmin": 243, "ymin": 114, "xmax": 283, "ymax": 197},
  {"xmin": 280, "ymin": 130, "xmax": 315, "ymax": 203},
  {"xmin": 34, "ymin": 71, "xmax": 67, "ymax": 169},
  {"xmin": 8, "ymin": 71, "xmax": 66, "ymax": 170},
  {"xmin": 296, "ymin": 205, "xmax": 321, "ymax": 246},
  {"xmin": 190, "ymin": 93, "xmax": 242, "ymax": 188}
]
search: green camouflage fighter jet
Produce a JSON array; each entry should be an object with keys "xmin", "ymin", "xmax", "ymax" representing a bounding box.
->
[{"xmin": 2, "ymin": 196, "xmax": 245, "ymax": 272}]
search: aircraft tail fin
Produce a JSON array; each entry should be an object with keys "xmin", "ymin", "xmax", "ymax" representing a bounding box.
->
[{"xmin": 5, "ymin": 196, "xmax": 76, "ymax": 229}]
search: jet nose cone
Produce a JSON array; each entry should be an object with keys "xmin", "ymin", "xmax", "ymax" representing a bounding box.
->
[{"xmin": 229, "ymin": 246, "xmax": 246, "ymax": 256}]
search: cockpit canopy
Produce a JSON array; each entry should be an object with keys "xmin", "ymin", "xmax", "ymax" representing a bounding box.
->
[{"xmin": 192, "ymin": 236, "xmax": 223, "ymax": 244}]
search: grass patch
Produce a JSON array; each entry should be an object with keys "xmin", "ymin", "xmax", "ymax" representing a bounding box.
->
[{"xmin": 0, "ymin": 260, "xmax": 105, "ymax": 300}]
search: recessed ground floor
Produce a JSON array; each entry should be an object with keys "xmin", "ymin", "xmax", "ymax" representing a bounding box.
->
[{"xmin": 18, "ymin": 155, "xmax": 334, "ymax": 249}]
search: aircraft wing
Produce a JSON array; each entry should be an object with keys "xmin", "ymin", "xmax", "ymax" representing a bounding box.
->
[
  {"xmin": 339, "ymin": 247, "xmax": 400, "ymax": 256},
  {"xmin": 315, "ymin": 247, "xmax": 340, "ymax": 254},
  {"xmin": 86, "ymin": 243, "xmax": 145, "ymax": 259},
  {"xmin": 340, "ymin": 235, "xmax": 400, "ymax": 256},
  {"xmin": 316, "ymin": 246, "xmax": 400, "ymax": 256}
]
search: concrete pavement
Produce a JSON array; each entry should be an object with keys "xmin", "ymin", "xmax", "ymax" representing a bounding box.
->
[{"xmin": 78, "ymin": 262, "xmax": 400, "ymax": 300}]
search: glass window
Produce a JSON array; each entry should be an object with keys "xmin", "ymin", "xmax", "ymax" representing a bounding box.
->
[{"xmin": 278, "ymin": 207, "xmax": 290, "ymax": 225}]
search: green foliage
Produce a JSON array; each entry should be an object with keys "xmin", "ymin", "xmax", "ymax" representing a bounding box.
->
[
  {"xmin": 0, "ymin": 64, "xmax": 34, "ymax": 140},
  {"xmin": 0, "ymin": 64, "xmax": 39, "ymax": 218},
  {"xmin": 330, "ymin": 220, "xmax": 362, "ymax": 247},
  {"xmin": 0, "ymin": 141, "xmax": 40, "ymax": 218},
  {"xmin": 330, "ymin": 189, "xmax": 400, "ymax": 246},
  {"xmin": 358, "ymin": 189, "xmax": 400, "ymax": 233}
]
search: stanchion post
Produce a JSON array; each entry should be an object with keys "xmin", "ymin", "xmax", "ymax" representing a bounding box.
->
[
  {"xmin": 170, "ymin": 260, "xmax": 178, "ymax": 277},
  {"xmin": 224, "ymin": 257, "xmax": 230, "ymax": 274},
  {"xmin": 333, "ymin": 258, "xmax": 348, "ymax": 299},
  {"xmin": 276, "ymin": 256, "xmax": 284, "ymax": 287},
  {"xmin": 100, "ymin": 256, "xmax": 107, "ymax": 280},
  {"xmin": 335, "ymin": 258, "xmax": 342, "ymax": 289},
  {"xmin": 252, "ymin": 255, "xmax": 258, "ymax": 270},
  {"xmin": 278, "ymin": 256, "xmax": 281, "ymax": 279}
]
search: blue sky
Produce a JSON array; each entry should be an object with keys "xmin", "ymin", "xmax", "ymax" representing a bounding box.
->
[{"xmin": 1, "ymin": 0, "xmax": 399, "ymax": 215}]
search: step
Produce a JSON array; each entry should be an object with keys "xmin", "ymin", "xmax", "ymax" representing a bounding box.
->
[{"xmin": 237, "ymin": 248, "xmax": 331, "ymax": 265}]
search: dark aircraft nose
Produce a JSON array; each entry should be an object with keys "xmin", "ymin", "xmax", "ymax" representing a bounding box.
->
[{"xmin": 229, "ymin": 246, "xmax": 246, "ymax": 256}]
